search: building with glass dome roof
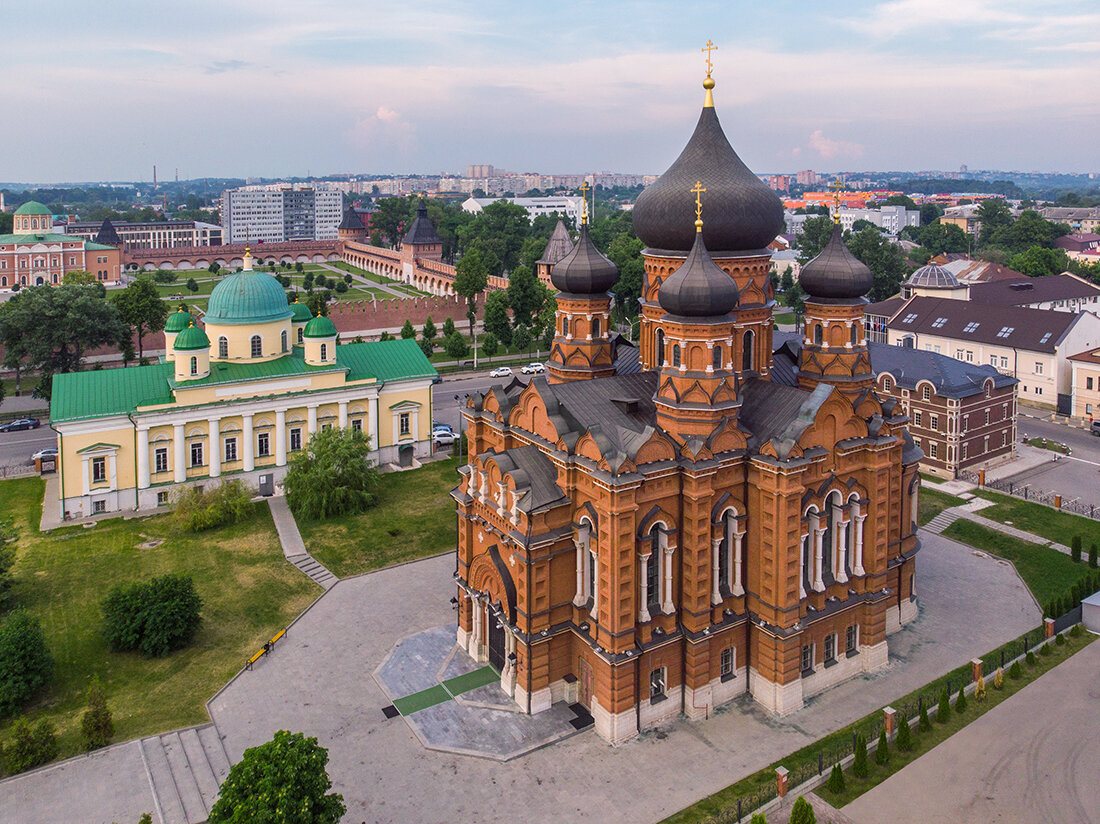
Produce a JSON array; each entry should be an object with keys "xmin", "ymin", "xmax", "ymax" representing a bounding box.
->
[{"xmin": 49, "ymin": 248, "xmax": 437, "ymax": 518}]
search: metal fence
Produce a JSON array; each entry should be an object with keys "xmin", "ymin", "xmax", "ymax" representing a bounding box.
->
[
  {"xmin": 957, "ymin": 472, "xmax": 1100, "ymax": 523},
  {"xmin": 1053, "ymin": 605, "xmax": 1083, "ymax": 635}
]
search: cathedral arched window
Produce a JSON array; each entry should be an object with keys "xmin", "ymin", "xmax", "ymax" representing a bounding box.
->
[
  {"xmin": 562, "ymin": 316, "xmax": 569, "ymax": 335},
  {"xmin": 825, "ymin": 492, "xmax": 842, "ymax": 580},
  {"xmin": 320, "ymin": 343, "xmax": 328, "ymax": 361},
  {"xmin": 218, "ymin": 336, "xmax": 228, "ymax": 359},
  {"xmin": 189, "ymin": 356, "xmax": 197, "ymax": 376},
  {"xmin": 297, "ymin": 327, "xmax": 304, "ymax": 345},
  {"xmin": 742, "ymin": 330, "xmax": 754, "ymax": 372},
  {"xmin": 672, "ymin": 345, "xmax": 681, "ymax": 368},
  {"xmin": 719, "ymin": 512, "xmax": 732, "ymax": 592},
  {"xmin": 646, "ymin": 525, "xmax": 661, "ymax": 610},
  {"xmin": 850, "ymin": 324, "xmax": 858, "ymax": 345},
  {"xmin": 250, "ymin": 335, "xmax": 262, "ymax": 358},
  {"xmin": 656, "ymin": 330, "xmax": 665, "ymax": 366},
  {"xmin": 713, "ymin": 345, "xmax": 722, "ymax": 371},
  {"xmin": 592, "ymin": 316, "xmax": 601, "ymax": 337},
  {"xmin": 814, "ymin": 324, "xmax": 823, "ymax": 346},
  {"xmin": 281, "ymin": 330, "xmax": 288, "ymax": 352}
]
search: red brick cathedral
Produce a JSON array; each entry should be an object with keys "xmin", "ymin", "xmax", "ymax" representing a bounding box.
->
[{"xmin": 453, "ymin": 68, "xmax": 923, "ymax": 743}]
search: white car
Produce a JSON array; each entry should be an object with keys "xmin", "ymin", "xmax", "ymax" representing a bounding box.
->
[
  {"xmin": 520, "ymin": 362, "xmax": 546, "ymax": 375},
  {"xmin": 433, "ymin": 430, "xmax": 457, "ymax": 446},
  {"xmin": 31, "ymin": 447, "xmax": 58, "ymax": 462},
  {"xmin": 489, "ymin": 366, "xmax": 513, "ymax": 378}
]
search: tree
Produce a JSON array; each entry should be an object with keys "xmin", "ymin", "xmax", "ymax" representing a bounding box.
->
[
  {"xmin": 826, "ymin": 763, "xmax": 845, "ymax": 794},
  {"xmin": 481, "ymin": 333, "xmax": 499, "ymax": 361},
  {"xmin": 207, "ymin": 730, "xmax": 345, "ymax": 824},
  {"xmin": 174, "ymin": 481, "xmax": 253, "ymax": 532},
  {"xmin": 417, "ymin": 337, "xmax": 434, "ymax": 358},
  {"xmin": 0, "ymin": 515, "xmax": 17, "ymax": 611},
  {"xmin": 400, "ymin": 319, "xmax": 416, "ymax": 340},
  {"xmin": 152, "ymin": 270, "xmax": 177, "ymax": 284},
  {"xmin": 1008, "ymin": 246, "xmax": 1070, "ymax": 278},
  {"xmin": 102, "ymin": 574, "xmax": 203, "ymax": 658},
  {"xmin": 1, "ymin": 718, "xmax": 58, "ymax": 774},
  {"xmin": 442, "ymin": 317, "xmax": 456, "ymax": 337},
  {"xmin": 369, "ymin": 229, "xmax": 384, "ymax": 247},
  {"xmin": 918, "ymin": 221, "xmax": 969, "ymax": 256},
  {"xmin": 852, "ymin": 733, "xmax": 869, "ymax": 777},
  {"xmin": 81, "ymin": 677, "xmax": 114, "ymax": 751},
  {"xmin": 1072, "ymin": 535, "xmax": 1083, "ymax": 564},
  {"xmin": 606, "ymin": 232, "xmax": 645, "ymax": 320},
  {"xmin": 208, "ymin": 262, "xmax": 221, "ymax": 275},
  {"xmin": 846, "ymin": 226, "xmax": 912, "ymax": 302},
  {"xmin": 0, "ymin": 610, "xmax": 53, "ymax": 716},
  {"xmin": 779, "ymin": 270, "xmax": 795, "ymax": 293},
  {"xmin": 113, "ymin": 278, "xmax": 168, "ymax": 360},
  {"xmin": 1089, "ymin": 544, "xmax": 1097, "ymax": 568},
  {"xmin": 421, "ymin": 316, "xmax": 437, "ymax": 345},
  {"xmin": 937, "ymin": 686, "xmax": 951, "ymax": 722},
  {"xmin": 379, "ymin": 331, "xmax": 393, "ymax": 342},
  {"xmin": 506, "ymin": 265, "xmax": 541, "ymax": 329},
  {"xmin": 874, "ymin": 727, "xmax": 890, "ymax": 765},
  {"xmin": 895, "ymin": 710, "xmax": 913, "ymax": 751},
  {"xmin": 919, "ymin": 203, "xmax": 944, "ymax": 225},
  {"xmin": 62, "ymin": 269, "xmax": 97, "ymax": 285},
  {"xmin": 457, "ymin": 200, "xmax": 530, "ymax": 272},
  {"xmin": 796, "ymin": 215, "xmax": 836, "ymax": 263},
  {"xmin": 444, "ymin": 331, "xmax": 469, "ymax": 360},
  {"xmin": 955, "ymin": 684, "xmax": 968, "ymax": 713},
  {"xmin": 512, "ymin": 323, "xmax": 532, "ymax": 354},
  {"xmin": 883, "ymin": 194, "xmax": 918, "ymax": 210},
  {"xmin": 284, "ymin": 427, "xmax": 380, "ymax": 520},
  {"xmin": 789, "ymin": 795, "xmax": 816, "ymax": 824},
  {"xmin": 305, "ymin": 292, "xmax": 328, "ymax": 318},
  {"xmin": 750, "ymin": 814, "xmax": 768, "ymax": 824},
  {"xmin": 918, "ymin": 700, "xmax": 932, "ymax": 731},
  {"xmin": 0, "ymin": 284, "xmax": 129, "ymax": 400},
  {"xmin": 976, "ymin": 199, "xmax": 1013, "ymax": 248},
  {"xmin": 185, "ymin": 277, "xmax": 199, "ymax": 294},
  {"xmin": 482, "ymin": 290, "xmax": 512, "ymax": 346},
  {"xmin": 975, "ymin": 675, "xmax": 987, "ymax": 702},
  {"xmin": 454, "ymin": 247, "xmax": 489, "ymax": 340}
]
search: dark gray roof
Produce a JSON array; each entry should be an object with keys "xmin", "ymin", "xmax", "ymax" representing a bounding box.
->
[
  {"xmin": 94, "ymin": 218, "xmax": 121, "ymax": 246},
  {"xmin": 737, "ymin": 378, "xmax": 818, "ymax": 453},
  {"xmin": 537, "ymin": 220, "xmax": 574, "ymax": 265},
  {"xmin": 968, "ymin": 274, "xmax": 1100, "ymax": 306},
  {"xmin": 631, "ymin": 102, "xmax": 784, "ymax": 255},
  {"xmin": 338, "ymin": 206, "xmax": 365, "ymax": 231},
  {"xmin": 403, "ymin": 200, "xmax": 442, "ymax": 246},
  {"xmin": 884, "ymin": 296, "xmax": 1079, "ymax": 353},
  {"xmin": 494, "ymin": 444, "xmax": 567, "ymax": 512},
  {"xmin": 550, "ymin": 224, "xmax": 618, "ymax": 295},
  {"xmin": 865, "ymin": 296, "xmax": 906, "ymax": 318},
  {"xmin": 799, "ymin": 224, "xmax": 873, "ymax": 300},
  {"xmin": 658, "ymin": 230, "xmax": 738, "ymax": 317}
]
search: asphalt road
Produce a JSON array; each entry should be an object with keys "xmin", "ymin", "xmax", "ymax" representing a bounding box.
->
[
  {"xmin": 1017, "ymin": 407, "xmax": 1100, "ymax": 457},
  {"xmin": 0, "ymin": 425, "xmax": 55, "ymax": 468}
]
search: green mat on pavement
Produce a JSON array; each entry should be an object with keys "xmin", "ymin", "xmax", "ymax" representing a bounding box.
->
[
  {"xmin": 442, "ymin": 666, "xmax": 499, "ymax": 696},
  {"xmin": 393, "ymin": 684, "xmax": 451, "ymax": 716}
]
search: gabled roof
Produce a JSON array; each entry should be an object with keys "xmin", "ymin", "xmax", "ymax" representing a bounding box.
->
[
  {"xmin": 882, "ymin": 296, "xmax": 1080, "ymax": 353},
  {"xmin": 403, "ymin": 201, "xmax": 442, "ymax": 246},
  {"xmin": 865, "ymin": 296, "xmax": 906, "ymax": 319},
  {"xmin": 1068, "ymin": 346, "xmax": 1100, "ymax": 365},
  {"xmin": 95, "ymin": 218, "xmax": 121, "ymax": 246},
  {"xmin": 939, "ymin": 259, "xmax": 1024, "ymax": 283},
  {"xmin": 968, "ymin": 273, "xmax": 1100, "ymax": 306},
  {"xmin": 338, "ymin": 206, "xmax": 365, "ymax": 231},
  {"xmin": 537, "ymin": 220, "xmax": 574, "ymax": 265}
]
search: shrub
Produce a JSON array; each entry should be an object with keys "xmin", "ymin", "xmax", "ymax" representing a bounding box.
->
[
  {"xmin": 102, "ymin": 573, "xmax": 202, "ymax": 658},
  {"xmin": 936, "ymin": 687, "xmax": 951, "ymax": 722},
  {"xmin": 81, "ymin": 678, "xmax": 114, "ymax": 751},
  {"xmin": 0, "ymin": 539, "xmax": 15, "ymax": 613},
  {"xmin": 442, "ymin": 317, "xmax": 456, "ymax": 337},
  {"xmin": 285, "ymin": 427, "xmax": 379, "ymax": 521},
  {"xmin": 955, "ymin": 685, "xmax": 967, "ymax": 713},
  {"xmin": 789, "ymin": 796, "xmax": 816, "ymax": 824},
  {"xmin": 333, "ymin": 280, "xmax": 348, "ymax": 294},
  {"xmin": 975, "ymin": 675, "xmax": 987, "ymax": 702},
  {"xmin": 1, "ymin": 717, "xmax": 59, "ymax": 774},
  {"xmin": 1056, "ymin": 632, "xmax": 1067, "ymax": 645},
  {"xmin": 1090, "ymin": 544, "xmax": 1098, "ymax": 568},
  {"xmin": 874, "ymin": 727, "xmax": 890, "ymax": 765},
  {"xmin": 1039, "ymin": 641, "xmax": 1052, "ymax": 656},
  {"xmin": 826, "ymin": 763, "xmax": 845, "ymax": 794},
  {"xmin": 400, "ymin": 319, "xmax": 416, "ymax": 339},
  {"xmin": 174, "ymin": 480, "xmax": 253, "ymax": 532},
  {"xmin": 993, "ymin": 667, "xmax": 1004, "ymax": 689},
  {"xmin": 1070, "ymin": 624, "xmax": 1082, "ymax": 637},
  {"xmin": 1071, "ymin": 535, "xmax": 1082, "ymax": 563},
  {"xmin": 918, "ymin": 701, "xmax": 932, "ymax": 731},
  {"xmin": 0, "ymin": 610, "xmax": 53, "ymax": 717},
  {"xmin": 1009, "ymin": 660, "xmax": 1022, "ymax": 679},
  {"xmin": 895, "ymin": 711, "xmax": 913, "ymax": 751},
  {"xmin": 1025, "ymin": 651, "xmax": 1036, "ymax": 666},
  {"xmin": 750, "ymin": 814, "xmax": 767, "ymax": 824},
  {"xmin": 852, "ymin": 733, "xmax": 869, "ymax": 777}
]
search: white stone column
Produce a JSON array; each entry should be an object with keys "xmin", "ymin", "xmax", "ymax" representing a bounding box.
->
[
  {"xmin": 661, "ymin": 544, "xmax": 675, "ymax": 614},
  {"xmin": 799, "ymin": 536, "xmax": 807, "ymax": 599},
  {"xmin": 732, "ymin": 529, "xmax": 745, "ymax": 597},
  {"xmin": 812, "ymin": 520, "xmax": 826, "ymax": 592},
  {"xmin": 307, "ymin": 405, "xmax": 318, "ymax": 436},
  {"xmin": 81, "ymin": 457, "xmax": 90, "ymax": 495},
  {"xmin": 173, "ymin": 423, "xmax": 186, "ymax": 483},
  {"xmin": 835, "ymin": 505, "xmax": 849, "ymax": 585},
  {"xmin": 275, "ymin": 409, "xmax": 287, "ymax": 466},
  {"xmin": 368, "ymin": 396, "xmax": 379, "ymax": 449},
  {"xmin": 711, "ymin": 538, "xmax": 722, "ymax": 605},
  {"xmin": 639, "ymin": 553, "xmax": 652, "ymax": 621},
  {"xmin": 573, "ymin": 538, "xmax": 587, "ymax": 607},
  {"xmin": 853, "ymin": 513, "xmax": 866, "ymax": 576},
  {"xmin": 136, "ymin": 426, "xmax": 150, "ymax": 490},
  {"xmin": 208, "ymin": 418, "xmax": 221, "ymax": 478},
  {"xmin": 338, "ymin": 400, "xmax": 348, "ymax": 429},
  {"xmin": 471, "ymin": 599, "xmax": 482, "ymax": 657},
  {"xmin": 589, "ymin": 548, "xmax": 599, "ymax": 621},
  {"xmin": 242, "ymin": 413, "xmax": 254, "ymax": 472}
]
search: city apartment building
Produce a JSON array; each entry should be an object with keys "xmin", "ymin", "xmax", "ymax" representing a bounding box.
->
[
  {"xmin": 220, "ymin": 186, "xmax": 343, "ymax": 243},
  {"xmin": 0, "ymin": 201, "xmax": 121, "ymax": 289},
  {"xmin": 899, "ymin": 263, "xmax": 1100, "ymax": 315},
  {"xmin": 65, "ymin": 219, "xmax": 222, "ymax": 249},
  {"xmin": 835, "ymin": 205, "xmax": 920, "ymax": 237},
  {"xmin": 461, "ymin": 195, "xmax": 585, "ymax": 224},
  {"xmin": 1038, "ymin": 207, "xmax": 1100, "ymax": 234}
]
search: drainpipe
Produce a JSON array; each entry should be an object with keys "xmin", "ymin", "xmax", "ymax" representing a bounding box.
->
[
  {"xmin": 49, "ymin": 421, "xmax": 64, "ymax": 522},
  {"xmin": 525, "ymin": 514, "xmax": 533, "ymax": 715},
  {"xmin": 127, "ymin": 413, "xmax": 139, "ymax": 511}
]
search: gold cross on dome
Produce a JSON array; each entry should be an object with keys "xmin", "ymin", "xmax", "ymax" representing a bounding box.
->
[
  {"xmin": 691, "ymin": 181, "xmax": 706, "ymax": 228},
  {"xmin": 830, "ymin": 177, "xmax": 843, "ymax": 225},
  {"xmin": 702, "ymin": 40, "xmax": 717, "ymax": 76},
  {"xmin": 579, "ymin": 181, "xmax": 591, "ymax": 224}
]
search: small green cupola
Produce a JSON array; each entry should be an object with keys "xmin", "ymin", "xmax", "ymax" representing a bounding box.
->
[
  {"xmin": 173, "ymin": 321, "xmax": 211, "ymax": 381},
  {"xmin": 303, "ymin": 314, "xmax": 337, "ymax": 366}
]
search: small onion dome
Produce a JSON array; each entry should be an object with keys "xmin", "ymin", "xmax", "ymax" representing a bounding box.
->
[
  {"xmin": 303, "ymin": 314, "xmax": 338, "ymax": 338},
  {"xmin": 173, "ymin": 321, "xmax": 210, "ymax": 351},
  {"xmin": 289, "ymin": 296, "xmax": 313, "ymax": 323},
  {"xmin": 550, "ymin": 224, "xmax": 618, "ymax": 294},
  {"xmin": 907, "ymin": 262, "xmax": 959, "ymax": 289},
  {"xmin": 164, "ymin": 306, "xmax": 194, "ymax": 333},
  {"xmin": 798, "ymin": 224, "xmax": 873, "ymax": 300},
  {"xmin": 632, "ymin": 88, "xmax": 783, "ymax": 254},
  {"xmin": 658, "ymin": 227, "xmax": 738, "ymax": 317}
]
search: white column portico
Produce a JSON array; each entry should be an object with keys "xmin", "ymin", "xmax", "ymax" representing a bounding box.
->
[
  {"xmin": 307, "ymin": 405, "xmax": 318, "ymax": 436},
  {"xmin": 711, "ymin": 539, "xmax": 722, "ymax": 605},
  {"xmin": 368, "ymin": 396, "xmax": 379, "ymax": 449},
  {"xmin": 173, "ymin": 423, "xmax": 186, "ymax": 483},
  {"xmin": 731, "ymin": 523, "xmax": 745, "ymax": 597},
  {"xmin": 275, "ymin": 409, "xmax": 287, "ymax": 466},
  {"xmin": 338, "ymin": 400, "xmax": 348, "ymax": 428},
  {"xmin": 661, "ymin": 543, "xmax": 675, "ymax": 614},
  {"xmin": 639, "ymin": 552, "xmax": 652, "ymax": 621},
  {"xmin": 573, "ymin": 536, "xmax": 587, "ymax": 608},
  {"xmin": 812, "ymin": 518, "xmax": 826, "ymax": 592},
  {"xmin": 834, "ymin": 503, "xmax": 849, "ymax": 585},
  {"xmin": 853, "ymin": 510, "xmax": 867, "ymax": 576},
  {"xmin": 242, "ymin": 413, "xmax": 254, "ymax": 472},
  {"xmin": 136, "ymin": 426, "xmax": 150, "ymax": 489},
  {"xmin": 208, "ymin": 418, "xmax": 221, "ymax": 478}
]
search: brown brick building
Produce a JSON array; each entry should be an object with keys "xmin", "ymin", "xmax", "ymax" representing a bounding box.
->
[
  {"xmin": 452, "ymin": 71, "xmax": 922, "ymax": 743},
  {"xmin": 1, "ymin": 201, "xmax": 122, "ymax": 289}
]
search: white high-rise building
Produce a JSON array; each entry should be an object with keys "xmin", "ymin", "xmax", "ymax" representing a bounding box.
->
[{"xmin": 220, "ymin": 185, "xmax": 343, "ymax": 243}]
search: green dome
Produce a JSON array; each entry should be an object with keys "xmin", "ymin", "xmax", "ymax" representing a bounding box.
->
[
  {"xmin": 303, "ymin": 315, "xmax": 338, "ymax": 338},
  {"xmin": 290, "ymin": 300, "xmax": 313, "ymax": 323},
  {"xmin": 174, "ymin": 323, "xmax": 210, "ymax": 351},
  {"xmin": 205, "ymin": 270, "xmax": 293, "ymax": 326},
  {"xmin": 15, "ymin": 201, "xmax": 51, "ymax": 216},
  {"xmin": 164, "ymin": 308, "xmax": 194, "ymax": 332}
]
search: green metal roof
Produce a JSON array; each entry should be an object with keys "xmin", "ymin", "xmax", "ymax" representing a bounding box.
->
[
  {"xmin": 205, "ymin": 269, "xmax": 293, "ymax": 326},
  {"xmin": 15, "ymin": 201, "xmax": 51, "ymax": 216},
  {"xmin": 290, "ymin": 301, "xmax": 313, "ymax": 322},
  {"xmin": 173, "ymin": 324, "xmax": 210, "ymax": 350},
  {"xmin": 50, "ymin": 339, "xmax": 437, "ymax": 423},
  {"xmin": 0, "ymin": 232, "xmax": 79, "ymax": 244},
  {"xmin": 85, "ymin": 241, "xmax": 116, "ymax": 251},
  {"xmin": 164, "ymin": 308, "xmax": 194, "ymax": 332},
  {"xmin": 303, "ymin": 315, "xmax": 338, "ymax": 338}
]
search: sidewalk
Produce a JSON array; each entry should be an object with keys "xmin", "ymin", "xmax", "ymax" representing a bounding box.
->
[{"xmin": 266, "ymin": 496, "xmax": 337, "ymax": 589}]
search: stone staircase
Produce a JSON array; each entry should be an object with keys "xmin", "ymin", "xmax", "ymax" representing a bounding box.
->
[
  {"xmin": 140, "ymin": 723, "xmax": 231, "ymax": 824},
  {"xmin": 923, "ymin": 508, "xmax": 962, "ymax": 535},
  {"xmin": 286, "ymin": 553, "xmax": 338, "ymax": 588}
]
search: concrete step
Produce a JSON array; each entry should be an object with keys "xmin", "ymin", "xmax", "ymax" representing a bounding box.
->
[
  {"xmin": 196, "ymin": 723, "xmax": 232, "ymax": 785},
  {"xmin": 160, "ymin": 731, "xmax": 207, "ymax": 823},
  {"xmin": 140, "ymin": 736, "xmax": 188, "ymax": 824},
  {"xmin": 179, "ymin": 726, "xmax": 220, "ymax": 814}
]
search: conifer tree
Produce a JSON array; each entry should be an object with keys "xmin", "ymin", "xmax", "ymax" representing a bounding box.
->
[
  {"xmin": 826, "ymin": 763, "xmax": 846, "ymax": 794},
  {"xmin": 918, "ymin": 701, "xmax": 932, "ymax": 731},
  {"xmin": 895, "ymin": 711, "xmax": 913, "ymax": 751},
  {"xmin": 955, "ymin": 685, "xmax": 967, "ymax": 713},
  {"xmin": 937, "ymin": 686, "xmax": 951, "ymax": 722},
  {"xmin": 852, "ymin": 733, "xmax": 869, "ymax": 777},
  {"xmin": 874, "ymin": 727, "xmax": 890, "ymax": 765}
]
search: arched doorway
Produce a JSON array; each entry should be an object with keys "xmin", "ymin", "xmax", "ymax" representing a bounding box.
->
[{"xmin": 488, "ymin": 608, "xmax": 506, "ymax": 671}]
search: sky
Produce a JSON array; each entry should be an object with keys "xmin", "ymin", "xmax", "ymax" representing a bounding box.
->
[{"xmin": 3, "ymin": 0, "xmax": 1099, "ymax": 183}]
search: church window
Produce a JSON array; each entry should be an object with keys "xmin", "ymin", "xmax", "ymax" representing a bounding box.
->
[
  {"xmin": 297, "ymin": 327, "xmax": 304, "ymax": 345},
  {"xmin": 224, "ymin": 437, "xmax": 237, "ymax": 462},
  {"xmin": 154, "ymin": 448, "xmax": 168, "ymax": 474},
  {"xmin": 251, "ymin": 335, "xmax": 262, "ymax": 358},
  {"xmin": 257, "ymin": 432, "xmax": 270, "ymax": 457},
  {"xmin": 190, "ymin": 441, "xmax": 204, "ymax": 467},
  {"xmin": 218, "ymin": 337, "xmax": 228, "ymax": 358},
  {"xmin": 320, "ymin": 343, "xmax": 328, "ymax": 361},
  {"xmin": 190, "ymin": 356, "xmax": 198, "ymax": 376},
  {"xmin": 846, "ymin": 624, "xmax": 858, "ymax": 655},
  {"xmin": 588, "ymin": 547, "xmax": 597, "ymax": 610},
  {"xmin": 91, "ymin": 457, "xmax": 106, "ymax": 484},
  {"xmin": 281, "ymin": 330, "xmax": 288, "ymax": 352},
  {"xmin": 562, "ymin": 316, "xmax": 568, "ymax": 335},
  {"xmin": 592, "ymin": 316, "xmax": 601, "ymax": 337},
  {"xmin": 672, "ymin": 344, "xmax": 681, "ymax": 368},
  {"xmin": 824, "ymin": 634, "xmax": 837, "ymax": 664},
  {"xmin": 719, "ymin": 512, "xmax": 733, "ymax": 592},
  {"xmin": 720, "ymin": 647, "xmax": 735, "ymax": 680},
  {"xmin": 742, "ymin": 330, "xmax": 754, "ymax": 371},
  {"xmin": 801, "ymin": 644, "xmax": 814, "ymax": 674},
  {"xmin": 814, "ymin": 324, "xmax": 823, "ymax": 345},
  {"xmin": 399, "ymin": 412, "xmax": 411, "ymax": 436},
  {"xmin": 656, "ymin": 330, "xmax": 665, "ymax": 366},
  {"xmin": 649, "ymin": 667, "xmax": 666, "ymax": 701},
  {"xmin": 646, "ymin": 526, "xmax": 661, "ymax": 609},
  {"xmin": 713, "ymin": 345, "xmax": 722, "ymax": 371},
  {"xmin": 290, "ymin": 428, "xmax": 302, "ymax": 451},
  {"xmin": 850, "ymin": 325, "xmax": 858, "ymax": 345}
]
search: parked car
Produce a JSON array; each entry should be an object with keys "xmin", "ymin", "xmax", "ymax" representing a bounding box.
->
[
  {"xmin": 31, "ymin": 447, "xmax": 58, "ymax": 462},
  {"xmin": 0, "ymin": 417, "xmax": 40, "ymax": 432},
  {"xmin": 1091, "ymin": 420, "xmax": 1100, "ymax": 437},
  {"xmin": 433, "ymin": 430, "xmax": 457, "ymax": 446},
  {"xmin": 489, "ymin": 366, "xmax": 513, "ymax": 378},
  {"xmin": 521, "ymin": 362, "xmax": 546, "ymax": 375},
  {"xmin": 433, "ymin": 423, "xmax": 453, "ymax": 435}
]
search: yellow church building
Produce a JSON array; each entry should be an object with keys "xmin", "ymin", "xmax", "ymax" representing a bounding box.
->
[{"xmin": 50, "ymin": 249, "xmax": 437, "ymax": 519}]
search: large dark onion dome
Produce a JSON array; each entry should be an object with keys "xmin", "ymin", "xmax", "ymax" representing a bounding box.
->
[
  {"xmin": 799, "ymin": 224, "xmax": 873, "ymax": 300},
  {"xmin": 632, "ymin": 81, "xmax": 784, "ymax": 254},
  {"xmin": 658, "ymin": 224, "xmax": 739, "ymax": 317},
  {"xmin": 550, "ymin": 224, "xmax": 618, "ymax": 294}
]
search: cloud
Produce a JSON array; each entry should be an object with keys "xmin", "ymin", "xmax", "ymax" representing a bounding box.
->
[
  {"xmin": 806, "ymin": 130, "xmax": 864, "ymax": 160},
  {"xmin": 204, "ymin": 59, "xmax": 250, "ymax": 74}
]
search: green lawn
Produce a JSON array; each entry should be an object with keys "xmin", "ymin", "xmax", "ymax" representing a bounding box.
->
[
  {"xmin": 971, "ymin": 489, "xmax": 1100, "ymax": 551},
  {"xmin": 0, "ymin": 478, "xmax": 318, "ymax": 761},
  {"xmin": 298, "ymin": 456, "xmax": 461, "ymax": 577},
  {"xmin": 1026, "ymin": 437, "xmax": 1070, "ymax": 454},
  {"xmin": 918, "ymin": 487, "xmax": 966, "ymax": 526},
  {"xmin": 942, "ymin": 519, "xmax": 1090, "ymax": 607}
]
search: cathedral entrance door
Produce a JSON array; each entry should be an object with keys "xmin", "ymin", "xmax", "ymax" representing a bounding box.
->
[
  {"xmin": 488, "ymin": 613, "xmax": 506, "ymax": 671},
  {"xmin": 579, "ymin": 658, "xmax": 593, "ymax": 708}
]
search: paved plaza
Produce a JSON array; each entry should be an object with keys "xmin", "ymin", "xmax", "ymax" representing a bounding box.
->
[
  {"xmin": 0, "ymin": 531, "xmax": 1041, "ymax": 824},
  {"xmin": 846, "ymin": 639, "xmax": 1100, "ymax": 824}
]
